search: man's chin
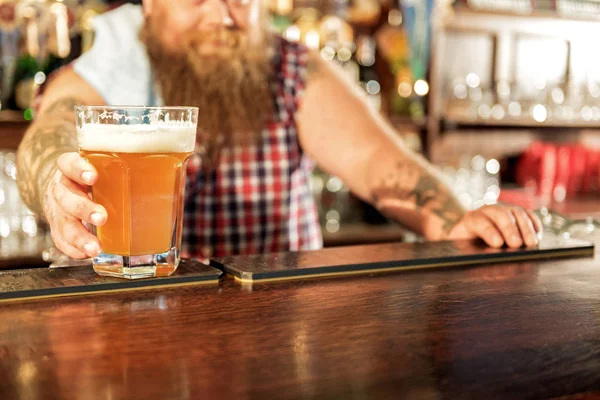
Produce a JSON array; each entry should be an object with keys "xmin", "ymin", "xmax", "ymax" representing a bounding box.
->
[{"xmin": 196, "ymin": 44, "xmax": 235, "ymax": 58}]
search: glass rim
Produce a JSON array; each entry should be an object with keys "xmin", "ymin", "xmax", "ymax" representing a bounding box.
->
[{"xmin": 74, "ymin": 105, "xmax": 199, "ymax": 112}]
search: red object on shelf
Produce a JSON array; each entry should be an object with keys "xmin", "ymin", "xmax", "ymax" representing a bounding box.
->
[
  {"xmin": 568, "ymin": 145, "xmax": 587, "ymax": 196},
  {"xmin": 553, "ymin": 145, "xmax": 570, "ymax": 201},
  {"xmin": 583, "ymin": 149, "xmax": 600, "ymax": 193},
  {"xmin": 538, "ymin": 143, "xmax": 557, "ymax": 199},
  {"xmin": 516, "ymin": 141, "xmax": 544, "ymax": 193},
  {"xmin": 516, "ymin": 141, "xmax": 599, "ymax": 201},
  {"xmin": 498, "ymin": 189, "xmax": 540, "ymax": 209}
]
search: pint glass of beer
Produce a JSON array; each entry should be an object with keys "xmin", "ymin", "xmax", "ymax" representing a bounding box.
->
[{"xmin": 75, "ymin": 106, "xmax": 198, "ymax": 279}]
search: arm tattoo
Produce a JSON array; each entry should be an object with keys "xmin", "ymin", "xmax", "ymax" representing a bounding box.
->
[
  {"xmin": 40, "ymin": 97, "xmax": 82, "ymax": 116},
  {"xmin": 16, "ymin": 97, "xmax": 81, "ymax": 217},
  {"xmin": 371, "ymin": 160, "xmax": 465, "ymax": 236}
]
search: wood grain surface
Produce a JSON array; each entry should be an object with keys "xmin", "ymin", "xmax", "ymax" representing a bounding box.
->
[
  {"xmin": 212, "ymin": 236, "xmax": 594, "ymax": 282},
  {"xmin": 0, "ymin": 259, "xmax": 221, "ymax": 301},
  {"xmin": 0, "ymin": 240, "xmax": 599, "ymax": 399}
]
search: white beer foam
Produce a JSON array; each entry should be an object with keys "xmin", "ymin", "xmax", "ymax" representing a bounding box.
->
[{"xmin": 78, "ymin": 124, "xmax": 196, "ymax": 153}]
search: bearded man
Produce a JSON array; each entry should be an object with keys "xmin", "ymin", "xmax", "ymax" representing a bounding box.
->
[{"xmin": 16, "ymin": 0, "xmax": 542, "ymax": 261}]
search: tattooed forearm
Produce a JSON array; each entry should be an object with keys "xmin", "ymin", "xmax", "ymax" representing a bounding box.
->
[
  {"xmin": 411, "ymin": 173, "xmax": 464, "ymax": 233},
  {"xmin": 16, "ymin": 97, "xmax": 81, "ymax": 217},
  {"xmin": 371, "ymin": 158, "xmax": 466, "ymax": 238},
  {"xmin": 40, "ymin": 97, "xmax": 82, "ymax": 117}
]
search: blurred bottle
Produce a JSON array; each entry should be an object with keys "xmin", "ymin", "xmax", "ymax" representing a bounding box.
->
[
  {"xmin": 375, "ymin": 6, "xmax": 412, "ymax": 116},
  {"xmin": 356, "ymin": 34, "xmax": 380, "ymax": 110},
  {"xmin": 319, "ymin": 0, "xmax": 353, "ymax": 46},
  {"xmin": 293, "ymin": 7, "xmax": 320, "ymax": 49},
  {"xmin": 268, "ymin": 0, "xmax": 294, "ymax": 33},
  {"xmin": 348, "ymin": 0, "xmax": 381, "ymax": 28},
  {"xmin": 318, "ymin": 0, "xmax": 358, "ymax": 82},
  {"xmin": 8, "ymin": 2, "xmax": 44, "ymax": 112},
  {"xmin": 43, "ymin": 1, "xmax": 72, "ymax": 77},
  {"xmin": 0, "ymin": 0, "xmax": 21, "ymax": 110},
  {"xmin": 76, "ymin": 0, "xmax": 108, "ymax": 54}
]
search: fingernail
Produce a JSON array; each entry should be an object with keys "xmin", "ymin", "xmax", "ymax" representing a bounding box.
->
[
  {"xmin": 493, "ymin": 235, "xmax": 503, "ymax": 247},
  {"xmin": 83, "ymin": 242, "xmax": 100, "ymax": 257},
  {"xmin": 82, "ymin": 171, "xmax": 94, "ymax": 184},
  {"xmin": 90, "ymin": 212, "xmax": 105, "ymax": 225},
  {"xmin": 511, "ymin": 234, "xmax": 523, "ymax": 246},
  {"xmin": 537, "ymin": 231, "xmax": 544, "ymax": 243}
]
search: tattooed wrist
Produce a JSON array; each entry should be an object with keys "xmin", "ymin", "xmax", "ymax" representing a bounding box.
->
[
  {"xmin": 371, "ymin": 159, "xmax": 466, "ymax": 238},
  {"xmin": 16, "ymin": 97, "xmax": 81, "ymax": 216}
]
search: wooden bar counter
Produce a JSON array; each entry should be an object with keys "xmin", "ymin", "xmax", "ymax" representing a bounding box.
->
[{"xmin": 1, "ymin": 239, "xmax": 599, "ymax": 399}]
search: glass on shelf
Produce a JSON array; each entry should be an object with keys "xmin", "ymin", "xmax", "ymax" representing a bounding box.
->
[
  {"xmin": 310, "ymin": 168, "xmax": 359, "ymax": 233},
  {"xmin": 445, "ymin": 72, "xmax": 600, "ymax": 126},
  {"xmin": 0, "ymin": 149, "xmax": 52, "ymax": 261},
  {"xmin": 437, "ymin": 154, "xmax": 501, "ymax": 211}
]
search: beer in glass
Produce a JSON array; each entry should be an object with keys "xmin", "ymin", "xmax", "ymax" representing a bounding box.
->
[{"xmin": 75, "ymin": 106, "xmax": 198, "ymax": 279}]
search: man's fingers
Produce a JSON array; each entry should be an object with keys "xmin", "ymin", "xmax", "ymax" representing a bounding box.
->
[
  {"xmin": 480, "ymin": 206, "xmax": 523, "ymax": 248},
  {"xmin": 53, "ymin": 174, "xmax": 107, "ymax": 226},
  {"xmin": 527, "ymin": 210, "xmax": 544, "ymax": 239},
  {"xmin": 44, "ymin": 159, "xmax": 104, "ymax": 259},
  {"xmin": 52, "ymin": 212, "xmax": 101, "ymax": 258},
  {"xmin": 57, "ymin": 152, "xmax": 97, "ymax": 186},
  {"xmin": 60, "ymin": 214, "xmax": 102, "ymax": 257},
  {"xmin": 511, "ymin": 207, "xmax": 539, "ymax": 247},
  {"xmin": 50, "ymin": 229, "xmax": 89, "ymax": 260},
  {"xmin": 464, "ymin": 213, "xmax": 504, "ymax": 248}
]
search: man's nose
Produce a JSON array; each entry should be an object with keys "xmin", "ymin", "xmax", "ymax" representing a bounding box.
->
[{"xmin": 199, "ymin": 0, "xmax": 234, "ymax": 29}]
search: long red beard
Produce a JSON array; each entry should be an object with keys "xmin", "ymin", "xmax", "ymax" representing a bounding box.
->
[{"xmin": 139, "ymin": 24, "xmax": 274, "ymax": 162}]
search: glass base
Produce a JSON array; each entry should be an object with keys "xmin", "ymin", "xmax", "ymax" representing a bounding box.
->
[{"xmin": 92, "ymin": 248, "xmax": 180, "ymax": 279}]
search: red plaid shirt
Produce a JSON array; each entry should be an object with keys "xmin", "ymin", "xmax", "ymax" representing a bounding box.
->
[{"xmin": 181, "ymin": 38, "xmax": 323, "ymax": 260}]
